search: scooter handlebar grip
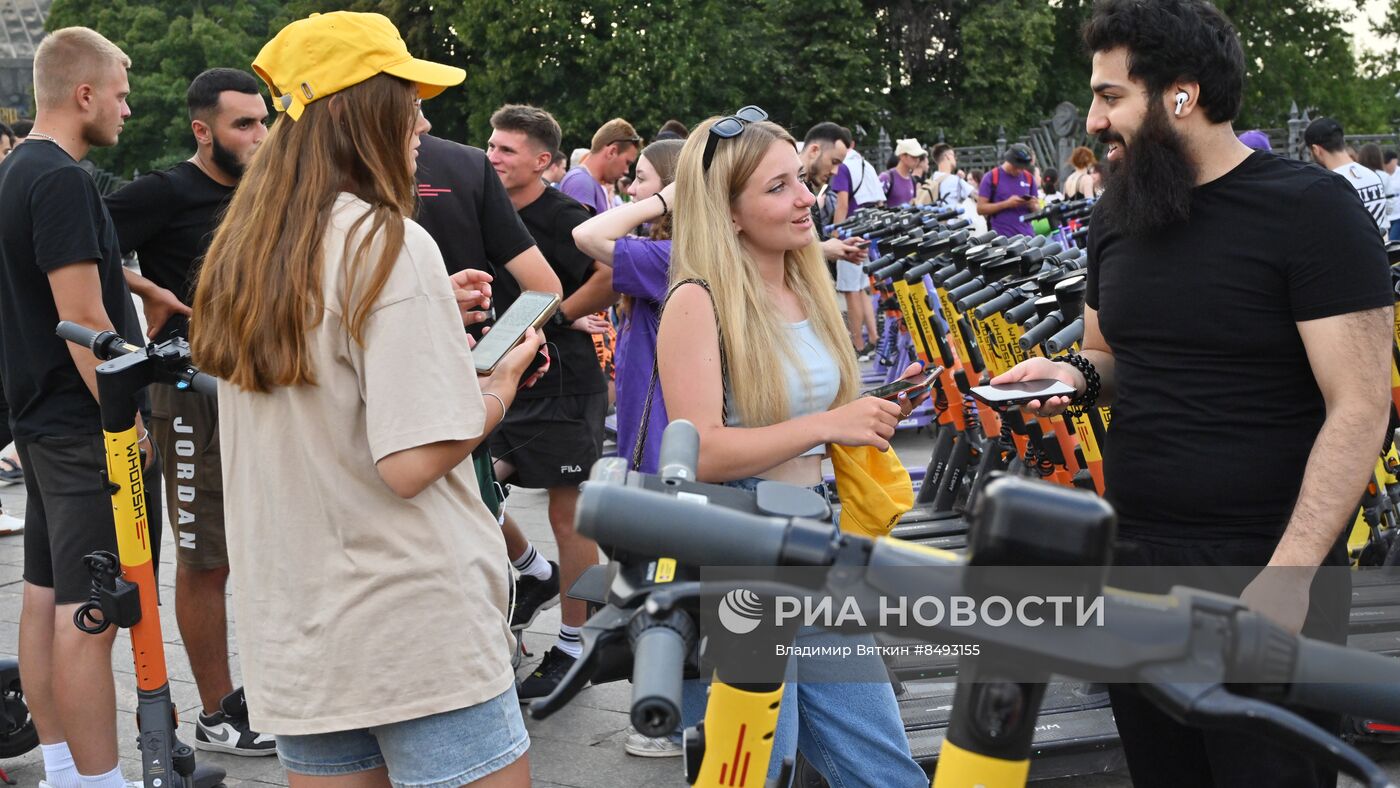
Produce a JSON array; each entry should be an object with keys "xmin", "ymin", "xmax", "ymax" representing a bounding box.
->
[
  {"xmin": 658, "ymin": 420, "xmax": 700, "ymax": 483},
  {"xmin": 1286, "ymin": 638, "xmax": 1400, "ymax": 724},
  {"xmin": 185, "ymin": 371, "xmax": 220, "ymax": 398},
  {"xmin": 576, "ymin": 483, "xmax": 787, "ymax": 566},
  {"xmin": 629, "ymin": 617, "xmax": 693, "ymax": 737},
  {"xmin": 1018, "ymin": 313, "xmax": 1065, "ymax": 350},
  {"xmin": 55, "ymin": 321, "xmax": 122, "ymax": 359},
  {"xmin": 1044, "ymin": 318, "xmax": 1084, "ymax": 355}
]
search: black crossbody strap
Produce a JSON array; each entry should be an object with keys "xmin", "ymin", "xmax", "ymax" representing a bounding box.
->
[{"xmin": 631, "ymin": 278, "xmax": 728, "ymax": 470}]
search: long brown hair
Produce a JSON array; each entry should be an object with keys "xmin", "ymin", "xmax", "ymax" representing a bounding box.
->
[
  {"xmin": 190, "ymin": 75, "xmax": 418, "ymax": 391},
  {"xmin": 641, "ymin": 139, "xmax": 683, "ymax": 241}
]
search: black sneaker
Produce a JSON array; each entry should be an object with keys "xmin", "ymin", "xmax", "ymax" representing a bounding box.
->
[
  {"xmin": 195, "ymin": 687, "xmax": 276, "ymax": 756},
  {"xmin": 517, "ymin": 646, "xmax": 577, "ymax": 702},
  {"xmin": 510, "ymin": 561, "xmax": 560, "ymax": 630}
]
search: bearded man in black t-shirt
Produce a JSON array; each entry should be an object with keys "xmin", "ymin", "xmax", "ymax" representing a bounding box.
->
[
  {"xmin": 103, "ymin": 67, "xmax": 276, "ymax": 757},
  {"xmin": 993, "ymin": 2, "xmax": 1391, "ymax": 786},
  {"xmin": 0, "ymin": 27, "xmax": 155, "ymax": 787}
]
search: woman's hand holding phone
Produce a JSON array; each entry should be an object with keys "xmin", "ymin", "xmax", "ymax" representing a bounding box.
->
[
  {"xmin": 822, "ymin": 396, "xmax": 903, "ymax": 451},
  {"xmin": 480, "ymin": 327, "xmax": 548, "ymax": 390}
]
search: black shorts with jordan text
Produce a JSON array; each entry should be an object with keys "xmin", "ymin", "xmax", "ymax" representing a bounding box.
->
[{"xmin": 149, "ymin": 383, "xmax": 226, "ymax": 570}]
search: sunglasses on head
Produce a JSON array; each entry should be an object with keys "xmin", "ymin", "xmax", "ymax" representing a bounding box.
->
[
  {"xmin": 702, "ymin": 105, "xmax": 768, "ymax": 172},
  {"xmin": 605, "ymin": 134, "xmax": 642, "ymax": 150}
]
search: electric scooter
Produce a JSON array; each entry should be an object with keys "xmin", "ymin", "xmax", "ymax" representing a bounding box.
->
[{"xmin": 56, "ymin": 321, "xmax": 224, "ymax": 788}]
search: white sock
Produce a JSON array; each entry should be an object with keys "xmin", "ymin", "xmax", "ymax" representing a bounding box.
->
[
  {"xmin": 41, "ymin": 742, "xmax": 80, "ymax": 788},
  {"xmin": 511, "ymin": 545, "xmax": 553, "ymax": 581},
  {"xmin": 78, "ymin": 765, "xmax": 126, "ymax": 788},
  {"xmin": 556, "ymin": 624, "xmax": 582, "ymax": 658}
]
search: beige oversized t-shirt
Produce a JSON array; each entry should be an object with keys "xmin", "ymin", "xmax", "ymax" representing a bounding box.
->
[{"xmin": 219, "ymin": 193, "xmax": 514, "ymax": 734}]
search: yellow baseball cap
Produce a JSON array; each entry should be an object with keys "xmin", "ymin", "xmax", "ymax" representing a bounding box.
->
[{"xmin": 253, "ymin": 11, "xmax": 465, "ymax": 121}]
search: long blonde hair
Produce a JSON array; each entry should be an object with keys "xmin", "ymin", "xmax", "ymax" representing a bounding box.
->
[
  {"xmin": 669, "ymin": 117, "xmax": 858, "ymax": 426},
  {"xmin": 190, "ymin": 75, "xmax": 418, "ymax": 392}
]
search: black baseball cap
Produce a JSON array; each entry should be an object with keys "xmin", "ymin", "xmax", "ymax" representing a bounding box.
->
[
  {"xmin": 1303, "ymin": 117, "xmax": 1344, "ymax": 150},
  {"xmin": 1004, "ymin": 144, "xmax": 1033, "ymax": 167}
]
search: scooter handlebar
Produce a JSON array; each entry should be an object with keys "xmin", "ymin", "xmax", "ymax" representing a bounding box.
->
[
  {"xmin": 184, "ymin": 370, "xmax": 219, "ymax": 398},
  {"xmin": 55, "ymin": 321, "xmax": 127, "ymax": 360},
  {"xmin": 1286, "ymin": 638, "xmax": 1400, "ymax": 724},
  {"xmin": 628, "ymin": 613, "xmax": 695, "ymax": 737},
  {"xmin": 576, "ymin": 483, "xmax": 792, "ymax": 566}
]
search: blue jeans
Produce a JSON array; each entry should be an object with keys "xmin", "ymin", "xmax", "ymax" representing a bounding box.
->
[
  {"xmin": 276, "ymin": 685, "xmax": 529, "ymax": 787},
  {"xmin": 675, "ymin": 476, "xmax": 925, "ymax": 787},
  {"xmin": 1390, "ymin": 220, "xmax": 1400, "ymax": 242}
]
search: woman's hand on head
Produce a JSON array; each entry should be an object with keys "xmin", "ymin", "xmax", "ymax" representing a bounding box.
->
[{"xmin": 657, "ymin": 180, "xmax": 677, "ymax": 210}]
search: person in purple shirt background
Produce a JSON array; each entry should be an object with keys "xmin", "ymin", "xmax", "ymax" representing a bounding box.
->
[
  {"xmin": 572, "ymin": 139, "xmax": 682, "ymax": 476},
  {"xmin": 879, "ymin": 138, "xmax": 925, "ymax": 207},
  {"xmin": 977, "ymin": 143, "xmax": 1040, "ymax": 236},
  {"xmin": 559, "ymin": 117, "xmax": 641, "ymax": 215}
]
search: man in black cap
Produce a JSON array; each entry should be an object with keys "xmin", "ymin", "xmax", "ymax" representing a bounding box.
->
[
  {"xmin": 1305, "ymin": 117, "xmax": 1388, "ymax": 235},
  {"xmin": 976, "ymin": 142, "xmax": 1040, "ymax": 236}
]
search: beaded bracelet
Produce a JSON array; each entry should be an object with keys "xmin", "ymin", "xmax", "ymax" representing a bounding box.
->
[{"xmin": 1052, "ymin": 352, "xmax": 1100, "ymax": 417}]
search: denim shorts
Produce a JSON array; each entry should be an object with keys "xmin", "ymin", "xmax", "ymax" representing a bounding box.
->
[{"xmin": 276, "ymin": 686, "xmax": 529, "ymax": 787}]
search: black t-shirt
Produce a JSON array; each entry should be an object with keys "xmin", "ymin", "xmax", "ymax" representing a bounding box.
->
[
  {"xmin": 515, "ymin": 186, "xmax": 606, "ymax": 400},
  {"xmin": 105, "ymin": 160, "xmax": 234, "ymax": 337},
  {"xmin": 414, "ymin": 134, "xmax": 537, "ymax": 315},
  {"xmin": 0, "ymin": 140, "xmax": 144, "ymax": 439},
  {"xmin": 1086, "ymin": 151, "xmax": 1392, "ymax": 538}
]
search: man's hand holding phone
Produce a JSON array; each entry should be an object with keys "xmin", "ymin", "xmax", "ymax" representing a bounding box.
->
[{"xmin": 988, "ymin": 357, "xmax": 1083, "ymax": 415}]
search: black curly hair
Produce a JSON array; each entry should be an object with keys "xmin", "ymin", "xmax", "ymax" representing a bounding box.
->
[{"xmin": 1083, "ymin": 0, "xmax": 1245, "ymax": 124}]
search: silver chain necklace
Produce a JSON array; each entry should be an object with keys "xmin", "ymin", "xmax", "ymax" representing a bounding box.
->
[{"xmin": 25, "ymin": 132, "xmax": 58, "ymax": 143}]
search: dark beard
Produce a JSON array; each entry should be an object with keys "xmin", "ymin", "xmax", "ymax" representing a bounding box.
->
[
  {"xmin": 210, "ymin": 134, "xmax": 245, "ymax": 179},
  {"xmin": 1093, "ymin": 100, "xmax": 1198, "ymax": 238}
]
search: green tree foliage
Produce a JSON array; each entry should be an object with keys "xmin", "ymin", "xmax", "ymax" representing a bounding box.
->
[
  {"xmin": 956, "ymin": 0, "xmax": 1055, "ymax": 140},
  {"xmin": 1214, "ymin": 0, "xmax": 1370, "ymax": 132},
  {"xmin": 46, "ymin": 0, "xmax": 282, "ymax": 177},
  {"xmin": 42, "ymin": 0, "xmax": 1397, "ymax": 176},
  {"xmin": 448, "ymin": 0, "xmax": 881, "ymax": 152}
]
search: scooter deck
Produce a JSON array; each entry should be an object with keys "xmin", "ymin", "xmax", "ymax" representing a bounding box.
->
[{"xmin": 898, "ymin": 678, "xmax": 1123, "ymax": 782}]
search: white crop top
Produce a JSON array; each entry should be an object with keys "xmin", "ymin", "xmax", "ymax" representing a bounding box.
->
[{"xmin": 724, "ymin": 320, "xmax": 840, "ymax": 457}]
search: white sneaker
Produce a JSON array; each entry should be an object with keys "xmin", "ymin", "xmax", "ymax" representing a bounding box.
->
[
  {"xmin": 0, "ymin": 513, "xmax": 23, "ymax": 535},
  {"xmin": 624, "ymin": 729, "xmax": 683, "ymax": 757}
]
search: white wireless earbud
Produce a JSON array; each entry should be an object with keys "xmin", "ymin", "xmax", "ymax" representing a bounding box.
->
[{"xmin": 1174, "ymin": 91, "xmax": 1189, "ymax": 116}]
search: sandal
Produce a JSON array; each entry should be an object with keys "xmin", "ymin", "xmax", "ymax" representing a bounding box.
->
[{"xmin": 0, "ymin": 457, "xmax": 22, "ymax": 485}]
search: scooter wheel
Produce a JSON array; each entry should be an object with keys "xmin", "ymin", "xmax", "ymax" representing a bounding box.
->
[{"xmin": 0, "ymin": 678, "xmax": 39, "ymax": 758}]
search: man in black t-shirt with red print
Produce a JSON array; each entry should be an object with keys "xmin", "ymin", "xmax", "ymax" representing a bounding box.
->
[
  {"xmin": 104, "ymin": 67, "xmax": 275, "ymax": 757},
  {"xmin": 994, "ymin": 2, "xmax": 1391, "ymax": 786}
]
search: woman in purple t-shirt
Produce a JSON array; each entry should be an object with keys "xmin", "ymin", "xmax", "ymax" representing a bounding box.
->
[{"xmin": 572, "ymin": 139, "xmax": 683, "ymax": 473}]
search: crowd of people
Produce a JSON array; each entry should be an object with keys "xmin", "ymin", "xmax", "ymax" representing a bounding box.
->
[{"xmin": 0, "ymin": 0, "xmax": 1398, "ymax": 786}]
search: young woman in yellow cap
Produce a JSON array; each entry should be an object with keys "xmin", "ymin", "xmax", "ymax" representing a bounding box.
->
[
  {"xmin": 656, "ymin": 110, "xmax": 927, "ymax": 786},
  {"xmin": 190, "ymin": 12, "xmax": 535, "ymax": 787}
]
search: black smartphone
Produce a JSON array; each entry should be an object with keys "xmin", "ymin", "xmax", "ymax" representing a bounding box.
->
[
  {"xmin": 473, "ymin": 291, "xmax": 560, "ymax": 375},
  {"xmin": 863, "ymin": 369, "xmax": 940, "ymax": 402},
  {"xmin": 853, "ymin": 237, "xmax": 872, "ymax": 248},
  {"xmin": 969, "ymin": 379, "xmax": 1076, "ymax": 407}
]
